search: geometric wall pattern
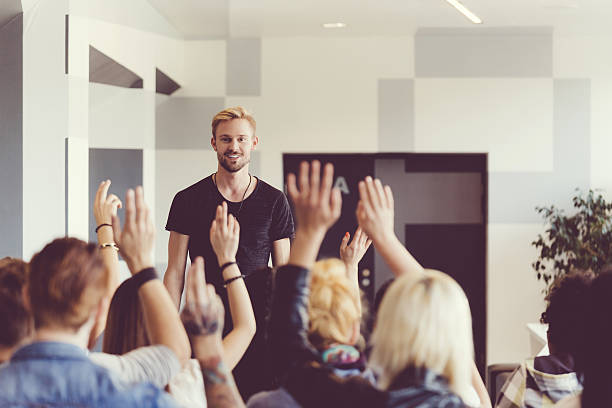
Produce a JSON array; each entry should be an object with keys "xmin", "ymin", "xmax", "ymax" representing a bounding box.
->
[
  {"xmin": 88, "ymin": 148, "xmax": 143, "ymax": 243},
  {"xmin": 0, "ymin": 12, "xmax": 22, "ymax": 258}
]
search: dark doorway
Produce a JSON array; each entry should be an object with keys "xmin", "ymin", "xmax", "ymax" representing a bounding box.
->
[{"xmin": 283, "ymin": 153, "xmax": 487, "ymax": 375}]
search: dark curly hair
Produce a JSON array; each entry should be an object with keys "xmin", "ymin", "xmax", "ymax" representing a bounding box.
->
[{"xmin": 540, "ymin": 270, "xmax": 594, "ymax": 355}]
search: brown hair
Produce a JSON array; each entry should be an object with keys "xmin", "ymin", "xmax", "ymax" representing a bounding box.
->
[
  {"xmin": 28, "ymin": 238, "xmax": 106, "ymax": 331},
  {"xmin": 211, "ymin": 106, "xmax": 256, "ymax": 138},
  {"xmin": 102, "ymin": 277, "xmax": 149, "ymax": 355},
  {"xmin": 0, "ymin": 258, "xmax": 33, "ymax": 347}
]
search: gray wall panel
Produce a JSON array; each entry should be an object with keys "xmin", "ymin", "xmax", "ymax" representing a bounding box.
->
[
  {"xmin": 378, "ymin": 79, "xmax": 414, "ymax": 152},
  {"xmin": 156, "ymin": 97, "xmax": 224, "ymax": 149},
  {"xmin": 226, "ymin": 38, "xmax": 261, "ymax": 96},
  {"xmin": 89, "ymin": 148, "xmax": 143, "ymax": 243},
  {"xmin": 415, "ymin": 27, "xmax": 553, "ymax": 78},
  {"xmin": 0, "ymin": 0, "xmax": 21, "ymax": 28},
  {"xmin": 489, "ymin": 79, "xmax": 590, "ymax": 222},
  {"xmin": 0, "ymin": 14, "xmax": 22, "ymax": 257}
]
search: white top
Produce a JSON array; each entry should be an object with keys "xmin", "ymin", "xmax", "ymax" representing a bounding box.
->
[
  {"xmin": 168, "ymin": 359, "xmax": 207, "ymax": 408},
  {"xmin": 554, "ymin": 394, "xmax": 581, "ymax": 408},
  {"xmin": 90, "ymin": 344, "xmax": 181, "ymax": 389}
]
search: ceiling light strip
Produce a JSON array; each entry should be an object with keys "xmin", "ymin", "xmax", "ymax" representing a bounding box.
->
[
  {"xmin": 322, "ymin": 22, "xmax": 346, "ymax": 29},
  {"xmin": 445, "ymin": 0, "xmax": 483, "ymax": 24}
]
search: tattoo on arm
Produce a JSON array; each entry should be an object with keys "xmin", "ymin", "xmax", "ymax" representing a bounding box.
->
[{"xmin": 200, "ymin": 357, "xmax": 245, "ymax": 408}]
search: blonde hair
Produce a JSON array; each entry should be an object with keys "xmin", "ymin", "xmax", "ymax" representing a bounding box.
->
[
  {"xmin": 211, "ymin": 106, "xmax": 256, "ymax": 138},
  {"xmin": 308, "ymin": 258, "xmax": 361, "ymax": 350},
  {"xmin": 369, "ymin": 269, "xmax": 473, "ymax": 402}
]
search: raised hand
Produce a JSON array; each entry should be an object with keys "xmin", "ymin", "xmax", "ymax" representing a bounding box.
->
[
  {"xmin": 210, "ymin": 202, "xmax": 240, "ymax": 266},
  {"xmin": 339, "ymin": 227, "xmax": 372, "ymax": 270},
  {"xmin": 111, "ymin": 186, "xmax": 154, "ymax": 275},
  {"xmin": 287, "ymin": 160, "xmax": 342, "ymax": 238},
  {"xmin": 181, "ymin": 257, "xmax": 225, "ymax": 338},
  {"xmin": 94, "ymin": 180, "xmax": 122, "ymax": 227},
  {"xmin": 286, "ymin": 160, "xmax": 342, "ymax": 269},
  {"xmin": 356, "ymin": 176, "xmax": 395, "ymax": 244}
]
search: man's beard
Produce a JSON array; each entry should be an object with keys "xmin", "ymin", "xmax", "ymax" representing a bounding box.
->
[{"xmin": 218, "ymin": 152, "xmax": 250, "ymax": 173}]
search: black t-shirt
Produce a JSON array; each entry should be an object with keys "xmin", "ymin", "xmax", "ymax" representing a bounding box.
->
[{"xmin": 165, "ymin": 174, "xmax": 294, "ymax": 398}]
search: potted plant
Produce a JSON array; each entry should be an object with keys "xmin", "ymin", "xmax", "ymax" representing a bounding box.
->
[{"xmin": 532, "ymin": 189, "xmax": 612, "ymax": 294}]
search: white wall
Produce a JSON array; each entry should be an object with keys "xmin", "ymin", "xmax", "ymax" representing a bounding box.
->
[{"xmin": 21, "ymin": 0, "xmax": 612, "ymax": 367}]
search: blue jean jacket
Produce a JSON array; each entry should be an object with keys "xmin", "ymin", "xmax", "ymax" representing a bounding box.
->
[{"xmin": 0, "ymin": 341, "xmax": 177, "ymax": 407}]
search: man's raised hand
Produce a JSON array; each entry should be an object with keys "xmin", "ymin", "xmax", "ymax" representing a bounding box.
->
[
  {"xmin": 356, "ymin": 176, "xmax": 395, "ymax": 245},
  {"xmin": 111, "ymin": 186, "xmax": 155, "ymax": 275},
  {"xmin": 210, "ymin": 202, "xmax": 240, "ymax": 266}
]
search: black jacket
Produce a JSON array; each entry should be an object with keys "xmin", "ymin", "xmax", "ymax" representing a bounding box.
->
[{"xmin": 268, "ymin": 264, "xmax": 465, "ymax": 408}]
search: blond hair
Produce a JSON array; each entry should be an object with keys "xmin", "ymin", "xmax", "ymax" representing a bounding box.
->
[
  {"xmin": 308, "ymin": 258, "xmax": 361, "ymax": 350},
  {"xmin": 369, "ymin": 269, "xmax": 473, "ymax": 402},
  {"xmin": 211, "ymin": 106, "xmax": 256, "ymax": 138}
]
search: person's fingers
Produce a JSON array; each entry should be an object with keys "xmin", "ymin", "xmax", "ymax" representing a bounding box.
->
[
  {"xmin": 330, "ymin": 187, "xmax": 342, "ymax": 220},
  {"xmin": 124, "ymin": 189, "xmax": 136, "ymax": 230},
  {"xmin": 185, "ymin": 261, "xmax": 196, "ymax": 306},
  {"xmin": 221, "ymin": 202, "xmax": 228, "ymax": 232},
  {"xmin": 309, "ymin": 160, "xmax": 321, "ymax": 204},
  {"xmin": 111, "ymin": 214, "xmax": 121, "ymax": 244},
  {"xmin": 320, "ymin": 162, "xmax": 333, "ymax": 205},
  {"xmin": 193, "ymin": 257, "xmax": 206, "ymax": 303},
  {"xmin": 134, "ymin": 186, "xmax": 146, "ymax": 228},
  {"xmin": 287, "ymin": 173, "xmax": 298, "ymax": 203},
  {"xmin": 353, "ymin": 227, "xmax": 363, "ymax": 246},
  {"xmin": 374, "ymin": 179, "xmax": 386, "ymax": 208},
  {"xmin": 298, "ymin": 161, "xmax": 310, "ymax": 198},
  {"xmin": 340, "ymin": 232, "xmax": 350, "ymax": 252},
  {"xmin": 228, "ymin": 214, "xmax": 235, "ymax": 235},
  {"xmin": 384, "ymin": 185, "xmax": 394, "ymax": 210},
  {"xmin": 365, "ymin": 238, "xmax": 373, "ymax": 251},
  {"xmin": 101, "ymin": 180, "xmax": 111, "ymax": 202},
  {"xmin": 365, "ymin": 176, "xmax": 382, "ymax": 209},
  {"xmin": 210, "ymin": 219, "xmax": 218, "ymax": 238},
  {"xmin": 95, "ymin": 180, "xmax": 106, "ymax": 207},
  {"xmin": 233, "ymin": 216, "xmax": 240, "ymax": 236},
  {"xmin": 358, "ymin": 182, "xmax": 374, "ymax": 215}
]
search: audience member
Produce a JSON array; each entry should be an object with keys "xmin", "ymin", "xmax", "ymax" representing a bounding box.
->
[
  {"xmin": 0, "ymin": 237, "xmax": 176, "ymax": 406},
  {"xmin": 496, "ymin": 271, "xmax": 592, "ymax": 408},
  {"xmin": 248, "ymin": 228, "xmax": 372, "ymax": 407},
  {"xmin": 0, "ymin": 258, "xmax": 32, "ymax": 364},
  {"xmin": 102, "ymin": 201, "xmax": 255, "ymax": 406},
  {"xmin": 555, "ymin": 269, "xmax": 612, "ymax": 408},
  {"xmin": 265, "ymin": 160, "xmax": 475, "ymax": 407},
  {"xmin": 180, "ymin": 256, "xmax": 245, "ymax": 408}
]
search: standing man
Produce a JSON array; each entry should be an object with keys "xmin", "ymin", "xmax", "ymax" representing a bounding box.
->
[{"xmin": 164, "ymin": 106, "xmax": 294, "ymax": 399}]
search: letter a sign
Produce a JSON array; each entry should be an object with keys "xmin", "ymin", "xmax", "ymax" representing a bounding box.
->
[{"xmin": 334, "ymin": 176, "xmax": 350, "ymax": 194}]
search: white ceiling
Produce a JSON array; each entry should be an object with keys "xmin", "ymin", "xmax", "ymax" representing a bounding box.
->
[{"xmin": 147, "ymin": 0, "xmax": 612, "ymax": 39}]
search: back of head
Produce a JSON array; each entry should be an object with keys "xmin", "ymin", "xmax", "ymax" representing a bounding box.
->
[
  {"xmin": 580, "ymin": 270, "xmax": 612, "ymax": 408},
  {"xmin": 211, "ymin": 106, "xmax": 256, "ymax": 138},
  {"xmin": 541, "ymin": 270, "xmax": 594, "ymax": 356},
  {"xmin": 0, "ymin": 258, "xmax": 33, "ymax": 349},
  {"xmin": 308, "ymin": 259, "xmax": 361, "ymax": 351},
  {"xmin": 103, "ymin": 277, "xmax": 149, "ymax": 354},
  {"xmin": 369, "ymin": 270, "xmax": 473, "ymax": 401},
  {"xmin": 28, "ymin": 238, "xmax": 106, "ymax": 331}
]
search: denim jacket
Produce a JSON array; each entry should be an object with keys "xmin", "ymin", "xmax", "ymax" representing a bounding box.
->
[{"xmin": 0, "ymin": 341, "xmax": 177, "ymax": 407}]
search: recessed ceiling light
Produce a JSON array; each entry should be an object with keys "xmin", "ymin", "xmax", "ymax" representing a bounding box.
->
[
  {"xmin": 322, "ymin": 22, "xmax": 347, "ymax": 29},
  {"xmin": 445, "ymin": 0, "xmax": 483, "ymax": 24}
]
